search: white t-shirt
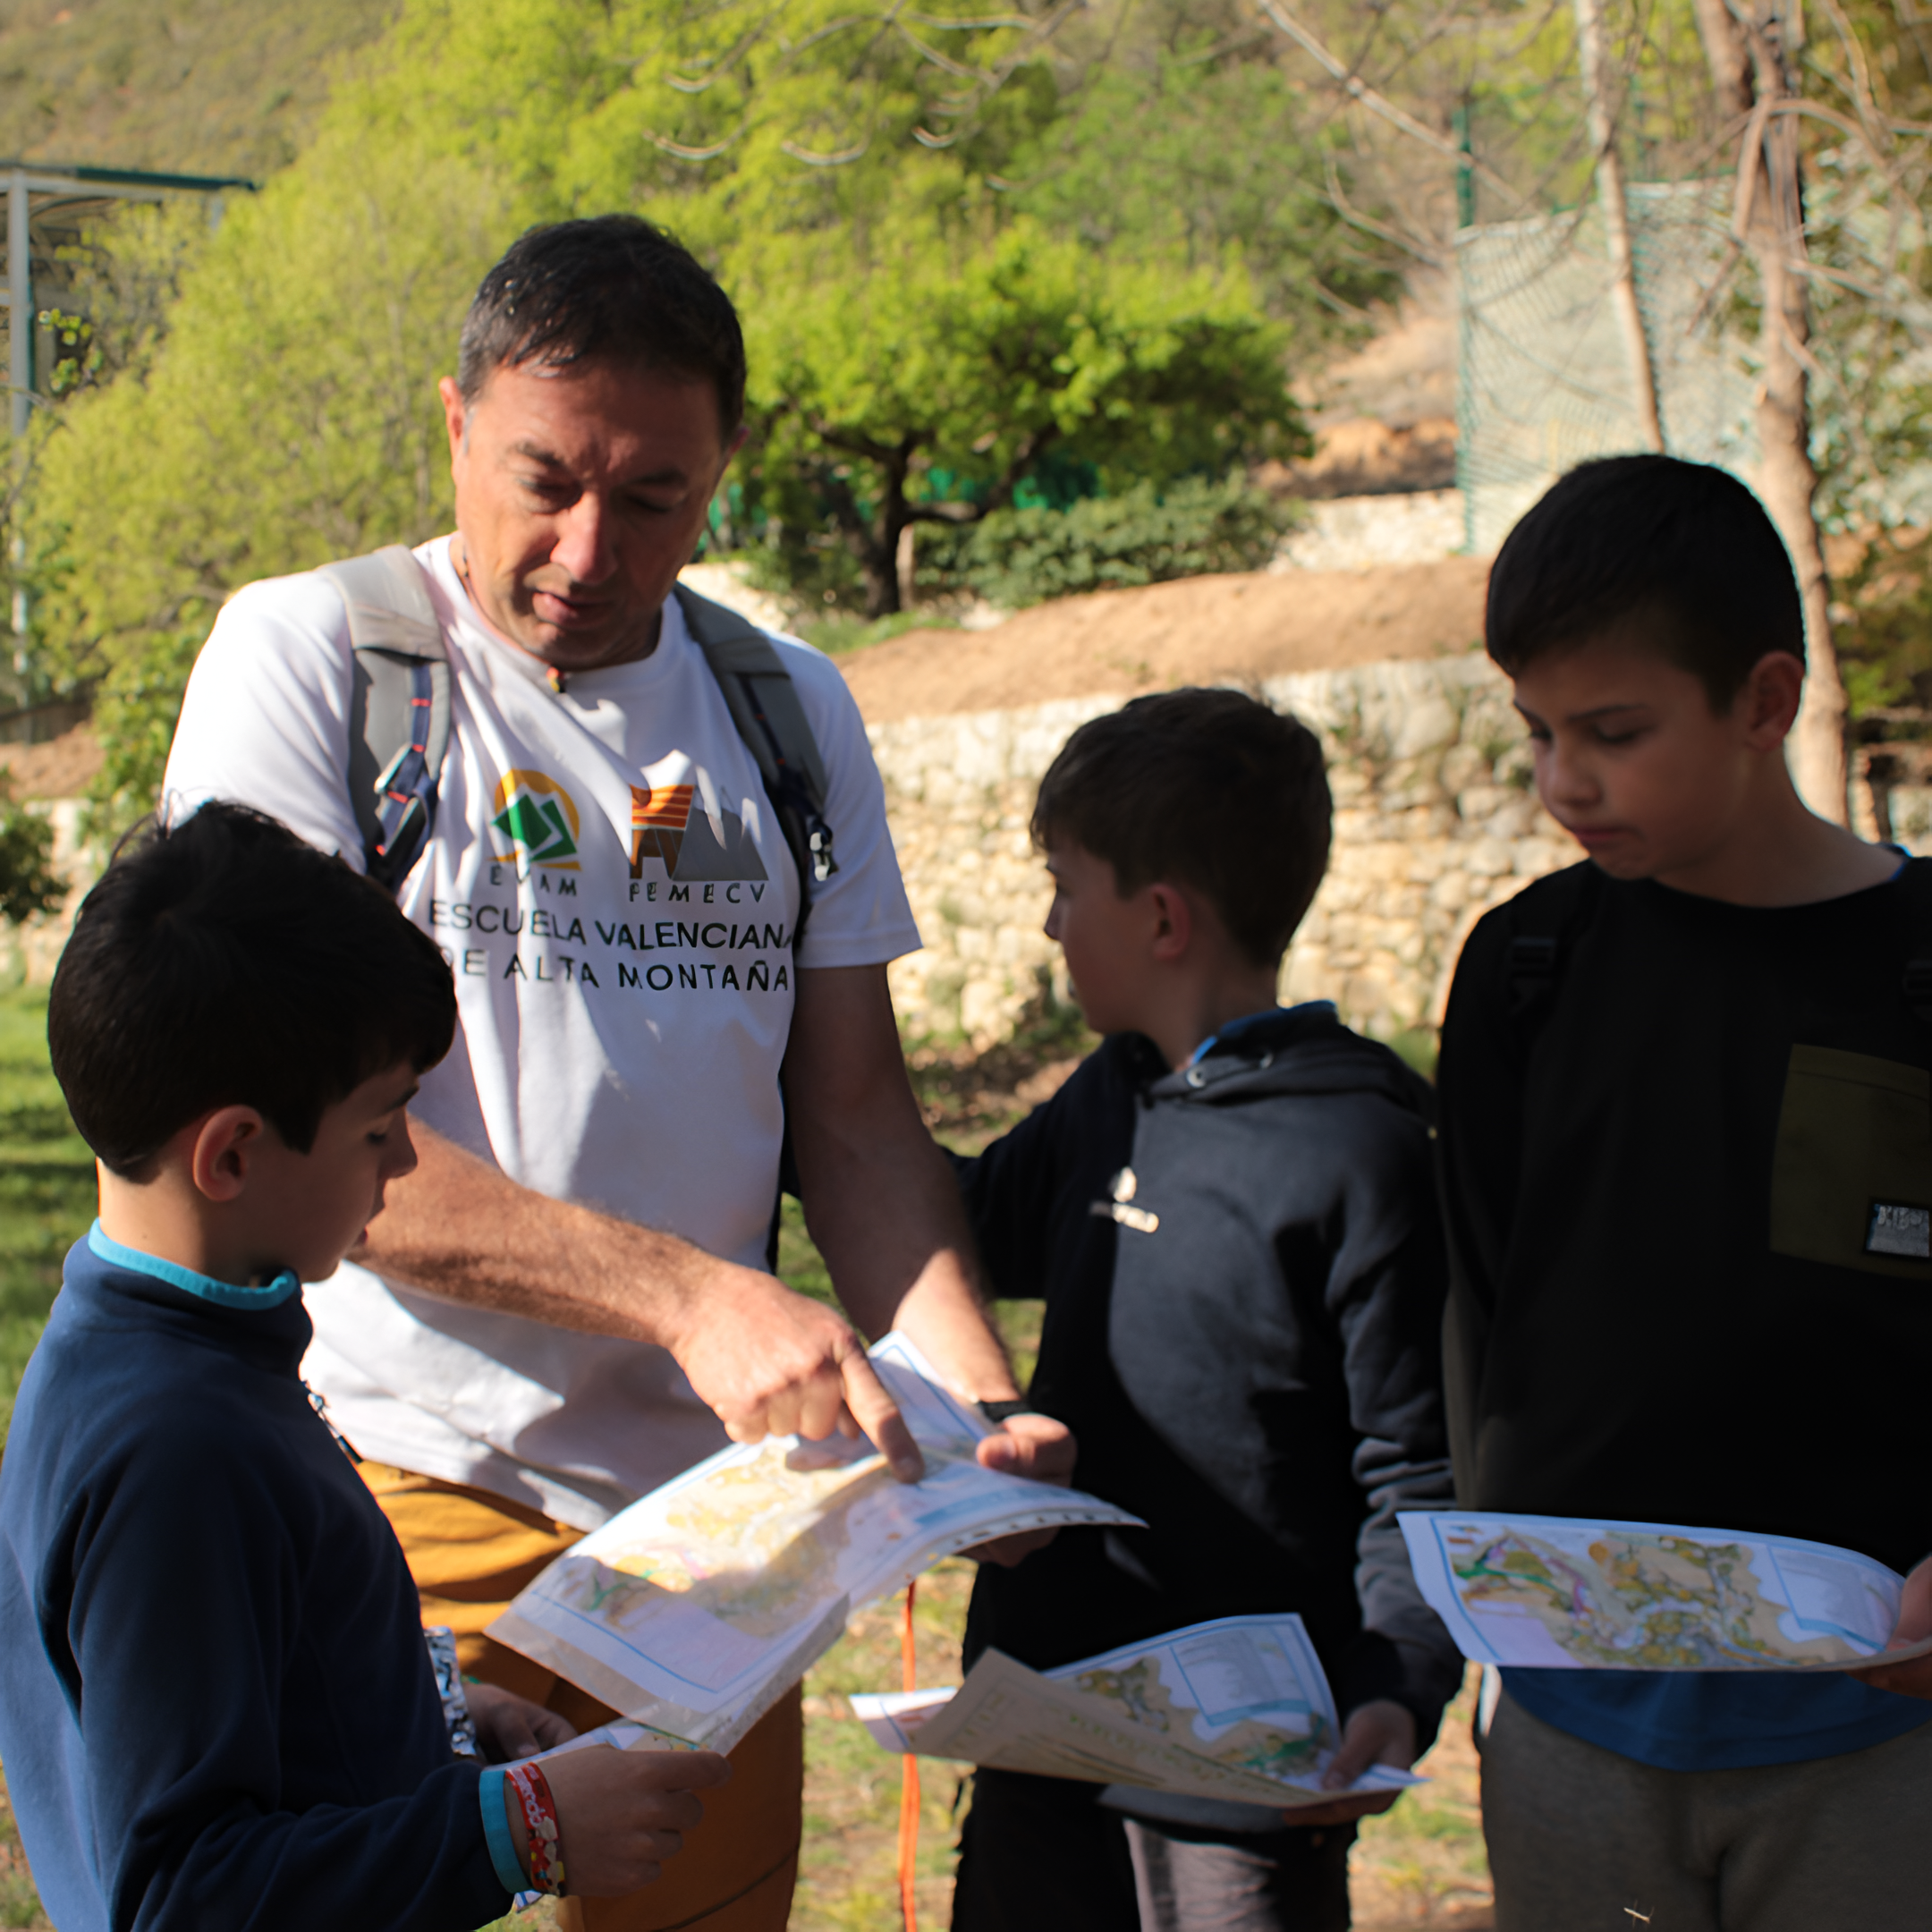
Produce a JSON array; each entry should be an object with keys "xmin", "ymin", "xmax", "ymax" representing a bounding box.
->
[{"xmin": 163, "ymin": 537, "xmax": 921, "ymax": 1528}]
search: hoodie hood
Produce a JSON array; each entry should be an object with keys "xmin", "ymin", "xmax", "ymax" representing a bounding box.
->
[{"xmin": 1145, "ymin": 1001, "xmax": 1433, "ymax": 1117}]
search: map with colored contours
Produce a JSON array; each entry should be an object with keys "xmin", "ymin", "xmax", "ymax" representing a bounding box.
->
[
  {"xmin": 489, "ymin": 1334, "xmax": 1141, "ymax": 1752},
  {"xmin": 1400, "ymin": 1513, "xmax": 1912, "ymax": 1672},
  {"xmin": 851, "ymin": 1614, "xmax": 1419, "ymax": 1809}
]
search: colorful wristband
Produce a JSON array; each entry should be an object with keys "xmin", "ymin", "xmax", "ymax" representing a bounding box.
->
[{"xmin": 504, "ymin": 1759, "xmax": 567, "ymax": 1897}]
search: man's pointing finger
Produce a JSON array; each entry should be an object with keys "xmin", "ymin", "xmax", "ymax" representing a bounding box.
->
[{"xmin": 838, "ymin": 1352, "xmax": 925, "ymax": 1483}]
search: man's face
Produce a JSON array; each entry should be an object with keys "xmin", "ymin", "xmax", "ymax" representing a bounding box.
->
[
  {"xmin": 250, "ymin": 1063, "xmax": 421, "ymax": 1284},
  {"xmin": 1512, "ymin": 626, "xmax": 1795, "ymax": 883},
  {"xmin": 440, "ymin": 358, "xmax": 742, "ymax": 673},
  {"xmin": 1043, "ymin": 840, "xmax": 1158, "ymax": 1037}
]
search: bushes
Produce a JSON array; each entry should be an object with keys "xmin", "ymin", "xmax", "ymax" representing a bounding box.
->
[
  {"xmin": 0, "ymin": 775, "xmax": 64, "ymax": 928},
  {"xmin": 919, "ymin": 475, "xmax": 1297, "ymax": 609}
]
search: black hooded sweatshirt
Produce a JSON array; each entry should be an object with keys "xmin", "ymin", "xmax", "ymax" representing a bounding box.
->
[{"xmin": 957, "ymin": 1003, "xmax": 1464, "ymax": 1736}]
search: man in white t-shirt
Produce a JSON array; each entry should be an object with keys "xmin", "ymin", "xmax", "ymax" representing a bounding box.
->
[{"xmin": 163, "ymin": 215, "xmax": 1070, "ymax": 1932}]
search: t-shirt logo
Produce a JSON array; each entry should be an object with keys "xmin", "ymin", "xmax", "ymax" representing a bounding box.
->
[
  {"xmin": 630, "ymin": 782, "xmax": 768, "ymax": 884},
  {"xmin": 1866, "ymin": 1201, "xmax": 1931, "ymax": 1260},
  {"xmin": 491, "ymin": 769, "xmax": 581, "ymax": 877}
]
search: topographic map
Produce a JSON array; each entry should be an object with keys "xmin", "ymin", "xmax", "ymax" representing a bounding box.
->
[
  {"xmin": 489, "ymin": 1334, "xmax": 1140, "ymax": 1751},
  {"xmin": 1400, "ymin": 1512, "xmax": 1911, "ymax": 1671},
  {"xmin": 852, "ymin": 1614, "xmax": 1420, "ymax": 1809}
]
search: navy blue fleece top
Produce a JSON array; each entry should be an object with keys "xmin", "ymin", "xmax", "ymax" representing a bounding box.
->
[{"xmin": 0, "ymin": 1233, "xmax": 513, "ymax": 1932}]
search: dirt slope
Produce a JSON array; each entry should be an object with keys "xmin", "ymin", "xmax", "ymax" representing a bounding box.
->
[
  {"xmin": 0, "ymin": 723, "xmax": 100, "ymax": 798},
  {"xmin": 839, "ymin": 556, "xmax": 1492, "ymax": 723}
]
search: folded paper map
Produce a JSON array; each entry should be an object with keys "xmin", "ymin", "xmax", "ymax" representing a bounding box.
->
[
  {"xmin": 1400, "ymin": 1511, "xmax": 1932, "ymax": 1671},
  {"xmin": 850, "ymin": 1614, "xmax": 1421, "ymax": 1809},
  {"xmin": 489, "ymin": 1334, "xmax": 1140, "ymax": 1752}
]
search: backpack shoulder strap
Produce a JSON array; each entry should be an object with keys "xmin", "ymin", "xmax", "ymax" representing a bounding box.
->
[
  {"xmin": 314, "ymin": 546, "xmax": 452, "ymax": 895},
  {"xmin": 1500, "ymin": 861, "xmax": 1606, "ymax": 1023},
  {"xmin": 674, "ymin": 584, "xmax": 838, "ymax": 936},
  {"xmin": 1886, "ymin": 854, "xmax": 1932, "ymax": 1024}
]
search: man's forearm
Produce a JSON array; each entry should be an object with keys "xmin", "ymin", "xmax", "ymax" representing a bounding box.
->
[
  {"xmin": 356, "ymin": 1122, "xmax": 719, "ymax": 1344},
  {"xmin": 784, "ymin": 966, "xmax": 1020, "ymax": 1404},
  {"xmin": 796, "ymin": 1116, "xmax": 1021, "ymax": 1403},
  {"xmin": 357, "ymin": 1119, "xmax": 925, "ymax": 1468}
]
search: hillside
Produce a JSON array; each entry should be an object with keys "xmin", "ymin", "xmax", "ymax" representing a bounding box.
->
[
  {"xmin": 838, "ymin": 555, "xmax": 1493, "ymax": 723},
  {"xmin": 0, "ymin": 0, "xmax": 395, "ymax": 178}
]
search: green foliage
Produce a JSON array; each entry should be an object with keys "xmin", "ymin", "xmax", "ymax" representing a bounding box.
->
[
  {"xmin": 0, "ymin": 779, "xmax": 63, "ymax": 929},
  {"xmin": 1000, "ymin": 55, "xmax": 1400, "ymax": 333},
  {"xmin": 37, "ymin": 312, "xmax": 101, "ymax": 400},
  {"xmin": 922, "ymin": 473, "xmax": 1297, "ymax": 610},
  {"xmin": 27, "ymin": 0, "xmax": 1382, "ymax": 815},
  {"xmin": 1830, "ymin": 529, "xmax": 1932, "ymax": 718},
  {"xmin": 738, "ymin": 218, "xmax": 1304, "ymax": 614},
  {"xmin": 32, "ymin": 121, "xmax": 511, "ymax": 828}
]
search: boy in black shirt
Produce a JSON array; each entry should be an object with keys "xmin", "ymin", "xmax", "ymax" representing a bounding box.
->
[
  {"xmin": 948, "ymin": 690, "xmax": 1462, "ymax": 1932},
  {"xmin": 1438, "ymin": 455, "xmax": 1932, "ymax": 1931}
]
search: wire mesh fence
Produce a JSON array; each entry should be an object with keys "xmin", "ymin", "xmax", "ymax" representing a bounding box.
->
[{"xmin": 1455, "ymin": 181, "xmax": 1760, "ymax": 554}]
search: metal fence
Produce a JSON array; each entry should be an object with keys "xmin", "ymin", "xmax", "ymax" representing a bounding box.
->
[{"xmin": 1455, "ymin": 182, "xmax": 1761, "ymax": 554}]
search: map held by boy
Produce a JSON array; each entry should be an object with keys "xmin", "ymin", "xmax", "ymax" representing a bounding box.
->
[
  {"xmin": 1400, "ymin": 1512, "xmax": 1932, "ymax": 1670},
  {"xmin": 850, "ymin": 1614, "xmax": 1421, "ymax": 1808},
  {"xmin": 490, "ymin": 1335, "xmax": 1140, "ymax": 1752}
]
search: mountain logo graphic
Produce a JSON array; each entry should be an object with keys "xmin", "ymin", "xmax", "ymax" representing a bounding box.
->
[
  {"xmin": 630, "ymin": 780, "xmax": 767, "ymax": 883},
  {"xmin": 491, "ymin": 769, "xmax": 581, "ymax": 875}
]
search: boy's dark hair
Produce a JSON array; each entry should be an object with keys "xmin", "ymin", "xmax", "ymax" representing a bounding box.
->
[
  {"xmin": 1032, "ymin": 688, "xmax": 1332, "ymax": 968},
  {"xmin": 49, "ymin": 804, "xmax": 456, "ymax": 1179},
  {"xmin": 1487, "ymin": 454, "xmax": 1803, "ymax": 708},
  {"xmin": 457, "ymin": 214, "xmax": 747, "ymax": 437}
]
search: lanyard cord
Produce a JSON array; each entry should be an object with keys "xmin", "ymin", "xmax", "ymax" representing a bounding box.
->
[{"xmin": 898, "ymin": 1580, "xmax": 920, "ymax": 1931}]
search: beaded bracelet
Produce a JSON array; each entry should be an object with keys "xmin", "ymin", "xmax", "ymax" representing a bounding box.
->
[{"xmin": 504, "ymin": 1759, "xmax": 567, "ymax": 1897}]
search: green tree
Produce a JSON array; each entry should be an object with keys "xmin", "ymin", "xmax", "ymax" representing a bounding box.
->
[
  {"xmin": 739, "ymin": 220, "xmax": 1304, "ymax": 614},
  {"xmin": 26, "ymin": 0, "xmax": 1385, "ymax": 815},
  {"xmin": 31, "ymin": 123, "xmax": 510, "ymax": 827}
]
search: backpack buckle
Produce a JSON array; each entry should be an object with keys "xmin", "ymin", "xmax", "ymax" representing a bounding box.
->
[
  {"xmin": 1506, "ymin": 935, "xmax": 1559, "ymax": 1014},
  {"xmin": 1905, "ymin": 960, "xmax": 1932, "ymax": 1021}
]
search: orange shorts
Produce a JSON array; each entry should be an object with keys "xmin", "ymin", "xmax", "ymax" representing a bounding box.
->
[{"xmin": 360, "ymin": 1462, "xmax": 801, "ymax": 1932}]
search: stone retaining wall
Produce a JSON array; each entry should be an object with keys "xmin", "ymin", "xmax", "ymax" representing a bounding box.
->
[{"xmin": 874, "ymin": 653, "xmax": 1579, "ymax": 1048}]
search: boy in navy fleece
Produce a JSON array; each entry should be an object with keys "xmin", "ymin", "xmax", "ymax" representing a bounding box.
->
[
  {"xmin": 948, "ymin": 691, "xmax": 1462, "ymax": 1932},
  {"xmin": 0, "ymin": 804, "xmax": 726, "ymax": 1932}
]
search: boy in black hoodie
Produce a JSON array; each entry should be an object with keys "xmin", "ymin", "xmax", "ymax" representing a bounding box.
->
[{"xmin": 948, "ymin": 690, "xmax": 1462, "ymax": 1932}]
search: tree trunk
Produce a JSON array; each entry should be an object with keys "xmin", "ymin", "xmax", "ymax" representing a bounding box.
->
[
  {"xmin": 1575, "ymin": 0, "xmax": 1665, "ymax": 453},
  {"xmin": 1692, "ymin": 0, "xmax": 1849, "ymax": 823}
]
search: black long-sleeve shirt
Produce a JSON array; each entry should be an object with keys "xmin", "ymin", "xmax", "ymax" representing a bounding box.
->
[
  {"xmin": 0, "ymin": 1236, "xmax": 512, "ymax": 1931},
  {"xmin": 957, "ymin": 1004, "xmax": 1463, "ymax": 1737},
  {"xmin": 1436, "ymin": 859, "xmax": 1932, "ymax": 1767}
]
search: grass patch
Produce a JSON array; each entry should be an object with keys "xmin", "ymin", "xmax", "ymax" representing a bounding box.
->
[
  {"xmin": 792, "ymin": 610, "xmax": 962, "ymax": 657},
  {"xmin": 0, "ymin": 987, "xmax": 95, "ymax": 1453}
]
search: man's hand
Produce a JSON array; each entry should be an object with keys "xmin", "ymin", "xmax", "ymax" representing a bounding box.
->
[
  {"xmin": 1852, "ymin": 1554, "xmax": 1932, "ymax": 1699},
  {"xmin": 1281, "ymin": 1699, "xmax": 1416, "ymax": 1827},
  {"xmin": 514, "ymin": 1743, "xmax": 732, "ymax": 1897},
  {"xmin": 666, "ymin": 1266, "xmax": 924, "ymax": 1482},
  {"xmin": 967, "ymin": 1413, "xmax": 1078, "ymax": 1568}
]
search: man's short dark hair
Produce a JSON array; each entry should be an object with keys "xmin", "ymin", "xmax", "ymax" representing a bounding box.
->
[
  {"xmin": 1487, "ymin": 454, "xmax": 1804, "ymax": 708},
  {"xmin": 457, "ymin": 215, "xmax": 747, "ymax": 438},
  {"xmin": 1032, "ymin": 688, "xmax": 1332, "ymax": 968},
  {"xmin": 50, "ymin": 804, "xmax": 456, "ymax": 1180}
]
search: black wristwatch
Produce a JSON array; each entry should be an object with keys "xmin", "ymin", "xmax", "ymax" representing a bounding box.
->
[{"xmin": 978, "ymin": 1398, "xmax": 1037, "ymax": 1427}]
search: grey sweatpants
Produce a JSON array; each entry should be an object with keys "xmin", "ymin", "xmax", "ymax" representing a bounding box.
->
[{"xmin": 1481, "ymin": 1687, "xmax": 1932, "ymax": 1932}]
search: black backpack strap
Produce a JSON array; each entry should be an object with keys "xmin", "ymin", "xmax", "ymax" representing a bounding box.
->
[
  {"xmin": 316, "ymin": 546, "xmax": 452, "ymax": 895},
  {"xmin": 1500, "ymin": 862, "xmax": 1606, "ymax": 1026},
  {"xmin": 1891, "ymin": 856, "xmax": 1932, "ymax": 1023},
  {"xmin": 1505, "ymin": 933, "xmax": 1560, "ymax": 1015},
  {"xmin": 674, "ymin": 583, "xmax": 838, "ymax": 945}
]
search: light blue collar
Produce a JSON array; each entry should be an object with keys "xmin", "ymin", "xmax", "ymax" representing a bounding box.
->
[{"xmin": 88, "ymin": 1221, "xmax": 301, "ymax": 1310}]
